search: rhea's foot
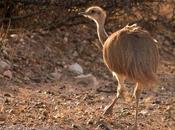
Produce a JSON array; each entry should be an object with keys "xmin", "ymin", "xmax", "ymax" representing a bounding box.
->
[{"xmin": 103, "ymin": 105, "xmax": 113, "ymax": 115}]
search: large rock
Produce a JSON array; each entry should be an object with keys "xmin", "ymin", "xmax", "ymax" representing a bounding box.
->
[{"xmin": 68, "ymin": 63, "xmax": 83, "ymax": 75}]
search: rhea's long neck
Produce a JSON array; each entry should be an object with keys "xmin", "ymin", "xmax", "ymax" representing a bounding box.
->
[{"xmin": 96, "ymin": 20, "xmax": 108, "ymax": 47}]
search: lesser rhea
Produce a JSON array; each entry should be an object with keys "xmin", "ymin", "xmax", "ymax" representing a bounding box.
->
[{"xmin": 80, "ymin": 6, "xmax": 159, "ymax": 130}]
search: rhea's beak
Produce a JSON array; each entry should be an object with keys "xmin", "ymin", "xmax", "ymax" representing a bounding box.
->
[{"xmin": 79, "ymin": 12, "xmax": 89, "ymax": 17}]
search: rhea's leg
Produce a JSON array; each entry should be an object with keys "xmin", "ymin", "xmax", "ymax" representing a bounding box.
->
[
  {"xmin": 132, "ymin": 83, "xmax": 142, "ymax": 130},
  {"xmin": 103, "ymin": 75, "xmax": 125, "ymax": 115}
]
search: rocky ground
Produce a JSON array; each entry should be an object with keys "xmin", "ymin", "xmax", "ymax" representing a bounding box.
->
[
  {"xmin": 0, "ymin": 24, "xmax": 174, "ymax": 130},
  {"xmin": 0, "ymin": 3, "xmax": 175, "ymax": 129}
]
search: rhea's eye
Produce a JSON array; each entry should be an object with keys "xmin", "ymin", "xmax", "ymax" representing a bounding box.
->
[{"xmin": 91, "ymin": 10, "xmax": 95, "ymax": 14}]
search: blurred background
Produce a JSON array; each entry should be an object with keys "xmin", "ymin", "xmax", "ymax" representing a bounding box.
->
[{"xmin": 0, "ymin": 0, "xmax": 174, "ymax": 130}]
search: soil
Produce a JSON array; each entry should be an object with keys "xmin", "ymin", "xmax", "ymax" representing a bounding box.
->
[{"xmin": 0, "ymin": 21, "xmax": 175, "ymax": 130}]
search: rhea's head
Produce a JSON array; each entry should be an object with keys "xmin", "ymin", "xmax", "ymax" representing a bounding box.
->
[{"xmin": 80, "ymin": 6, "xmax": 106, "ymax": 24}]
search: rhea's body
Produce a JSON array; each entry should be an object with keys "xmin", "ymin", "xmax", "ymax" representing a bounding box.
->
[{"xmin": 103, "ymin": 24, "xmax": 159, "ymax": 85}]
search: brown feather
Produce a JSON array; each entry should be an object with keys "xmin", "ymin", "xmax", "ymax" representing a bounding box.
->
[{"xmin": 103, "ymin": 24, "xmax": 159, "ymax": 86}]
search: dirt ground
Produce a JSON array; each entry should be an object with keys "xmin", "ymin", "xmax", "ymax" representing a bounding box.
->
[{"xmin": 0, "ymin": 21, "xmax": 175, "ymax": 130}]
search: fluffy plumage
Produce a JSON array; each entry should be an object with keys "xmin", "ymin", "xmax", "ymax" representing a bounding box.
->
[{"xmin": 103, "ymin": 24, "xmax": 159, "ymax": 86}]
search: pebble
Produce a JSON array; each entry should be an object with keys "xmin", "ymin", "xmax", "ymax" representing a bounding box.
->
[
  {"xmin": 0, "ymin": 60, "xmax": 11, "ymax": 73},
  {"xmin": 68, "ymin": 63, "xmax": 83, "ymax": 75},
  {"xmin": 50, "ymin": 71, "xmax": 61, "ymax": 80},
  {"xmin": 3, "ymin": 70, "xmax": 13, "ymax": 79},
  {"xmin": 75, "ymin": 74, "xmax": 99, "ymax": 87},
  {"xmin": 139, "ymin": 110, "xmax": 149, "ymax": 116}
]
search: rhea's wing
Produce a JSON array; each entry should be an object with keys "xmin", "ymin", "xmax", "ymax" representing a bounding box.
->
[{"xmin": 103, "ymin": 27, "xmax": 159, "ymax": 84}]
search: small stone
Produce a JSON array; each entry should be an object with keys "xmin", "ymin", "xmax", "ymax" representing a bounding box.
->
[
  {"xmin": 68, "ymin": 63, "xmax": 83, "ymax": 75},
  {"xmin": 139, "ymin": 110, "xmax": 148, "ymax": 116},
  {"xmin": 75, "ymin": 74, "xmax": 98, "ymax": 87},
  {"xmin": 3, "ymin": 70, "xmax": 13, "ymax": 79},
  {"xmin": 0, "ymin": 60, "xmax": 11, "ymax": 73},
  {"xmin": 20, "ymin": 38, "xmax": 24, "ymax": 42},
  {"xmin": 73, "ymin": 51, "xmax": 79, "ymax": 57},
  {"xmin": 10, "ymin": 34, "xmax": 18, "ymax": 38},
  {"xmin": 24, "ymin": 76, "xmax": 30, "ymax": 81},
  {"xmin": 64, "ymin": 37, "xmax": 68, "ymax": 43},
  {"xmin": 50, "ymin": 71, "xmax": 61, "ymax": 80},
  {"xmin": 151, "ymin": 15, "xmax": 157, "ymax": 20}
]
